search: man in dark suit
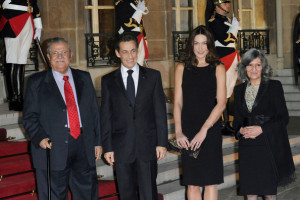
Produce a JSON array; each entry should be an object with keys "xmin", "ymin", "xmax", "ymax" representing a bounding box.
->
[
  {"xmin": 100, "ymin": 33, "xmax": 168, "ymax": 200},
  {"xmin": 23, "ymin": 37, "xmax": 102, "ymax": 200}
]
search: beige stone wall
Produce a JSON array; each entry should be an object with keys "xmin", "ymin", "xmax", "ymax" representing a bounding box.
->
[
  {"xmin": 282, "ymin": 0, "xmax": 300, "ymax": 68},
  {"xmin": 143, "ymin": 0, "xmax": 175, "ymax": 88},
  {"xmin": 39, "ymin": 0, "xmax": 86, "ymax": 70},
  {"xmin": 38, "ymin": 0, "xmax": 299, "ymax": 91},
  {"xmin": 39, "ymin": 0, "xmax": 174, "ymax": 92}
]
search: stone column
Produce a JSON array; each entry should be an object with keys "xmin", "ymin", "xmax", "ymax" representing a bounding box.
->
[
  {"xmin": 39, "ymin": 0, "xmax": 86, "ymax": 70},
  {"xmin": 276, "ymin": 0, "xmax": 284, "ymax": 69},
  {"xmin": 198, "ymin": 0, "xmax": 206, "ymax": 25}
]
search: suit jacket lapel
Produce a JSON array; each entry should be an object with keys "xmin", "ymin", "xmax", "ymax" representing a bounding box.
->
[
  {"xmin": 44, "ymin": 70, "xmax": 66, "ymax": 108},
  {"xmin": 114, "ymin": 68, "xmax": 128, "ymax": 99},
  {"xmin": 136, "ymin": 65, "xmax": 147, "ymax": 100},
  {"xmin": 71, "ymin": 68, "xmax": 84, "ymax": 105},
  {"xmin": 251, "ymin": 80, "xmax": 269, "ymax": 112},
  {"xmin": 241, "ymin": 82, "xmax": 248, "ymax": 112}
]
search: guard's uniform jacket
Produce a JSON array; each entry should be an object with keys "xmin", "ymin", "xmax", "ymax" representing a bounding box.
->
[
  {"xmin": 0, "ymin": 0, "xmax": 42, "ymax": 38},
  {"xmin": 115, "ymin": 0, "xmax": 148, "ymax": 65},
  {"xmin": 208, "ymin": 12, "xmax": 239, "ymax": 98}
]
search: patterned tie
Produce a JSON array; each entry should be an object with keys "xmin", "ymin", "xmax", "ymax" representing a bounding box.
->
[
  {"xmin": 127, "ymin": 70, "xmax": 135, "ymax": 107},
  {"xmin": 63, "ymin": 76, "xmax": 81, "ymax": 139}
]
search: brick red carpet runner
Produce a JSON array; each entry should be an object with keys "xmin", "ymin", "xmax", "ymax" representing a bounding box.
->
[{"xmin": 0, "ymin": 140, "xmax": 164, "ymax": 199}]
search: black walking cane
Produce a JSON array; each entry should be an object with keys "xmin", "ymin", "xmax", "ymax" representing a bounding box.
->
[
  {"xmin": 46, "ymin": 140, "xmax": 52, "ymax": 200},
  {"xmin": 35, "ymin": 38, "xmax": 53, "ymax": 199}
]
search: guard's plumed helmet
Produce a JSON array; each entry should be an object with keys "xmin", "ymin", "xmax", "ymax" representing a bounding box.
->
[{"xmin": 214, "ymin": 0, "xmax": 231, "ymax": 5}]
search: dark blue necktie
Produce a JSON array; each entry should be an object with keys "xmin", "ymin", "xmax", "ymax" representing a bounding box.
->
[{"xmin": 127, "ymin": 70, "xmax": 135, "ymax": 107}]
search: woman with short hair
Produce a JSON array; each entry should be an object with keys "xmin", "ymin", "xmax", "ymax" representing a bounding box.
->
[{"xmin": 233, "ymin": 48, "xmax": 295, "ymax": 200}]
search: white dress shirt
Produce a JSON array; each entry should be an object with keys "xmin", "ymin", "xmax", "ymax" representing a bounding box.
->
[{"xmin": 120, "ymin": 64, "xmax": 139, "ymax": 96}]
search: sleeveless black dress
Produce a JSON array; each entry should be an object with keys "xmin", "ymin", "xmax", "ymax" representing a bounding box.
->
[{"xmin": 181, "ymin": 65, "xmax": 224, "ymax": 186}]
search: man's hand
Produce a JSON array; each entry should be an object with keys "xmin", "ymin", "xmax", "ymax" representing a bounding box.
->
[
  {"xmin": 104, "ymin": 152, "xmax": 115, "ymax": 165},
  {"xmin": 95, "ymin": 146, "xmax": 103, "ymax": 161},
  {"xmin": 156, "ymin": 146, "xmax": 167, "ymax": 161},
  {"xmin": 39, "ymin": 138, "xmax": 52, "ymax": 149}
]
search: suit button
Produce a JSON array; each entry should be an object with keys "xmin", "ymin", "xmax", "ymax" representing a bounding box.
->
[
  {"xmin": 65, "ymin": 124, "xmax": 68, "ymax": 128},
  {"xmin": 65, "ymin": 141, "xmax": 68, "ymax": 144},
  {"xmin": 62, "ymin": 109, "xmax": 66, "ymax": 112}
]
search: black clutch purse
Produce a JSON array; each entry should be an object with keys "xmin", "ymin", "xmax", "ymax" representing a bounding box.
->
[{"xmin": 167, "ymin": 137, "xmax": 201, "ymax": 159}]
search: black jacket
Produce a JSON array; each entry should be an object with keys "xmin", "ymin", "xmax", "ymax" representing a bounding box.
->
[
  {"xmin": 23, "ymin": 68, "xmax": 101, "ymax": 170},
  {"xmin": 233, "ymin": 80, "xmax": 295, "ymax": 185},
  {"xmin": 100, "ymin": 66, "xmax": 168, "ymax": 163}
]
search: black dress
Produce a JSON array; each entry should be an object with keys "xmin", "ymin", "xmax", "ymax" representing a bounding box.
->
[{"xmin": 181, "ymin": 65, "xmax": 224, "ymax": 186}]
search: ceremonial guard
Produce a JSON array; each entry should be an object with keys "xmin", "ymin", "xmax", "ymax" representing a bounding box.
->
[
  {"xmin": 207, "ymin": 0, "xmax": 240, "ymax": 133},
  {"xmin": 115, "ymin": 0, "xmax": 149, "ymax": 65},
  {"xmin": 0, "ymin": 0, "xmax": 42, "ymax": 111}
]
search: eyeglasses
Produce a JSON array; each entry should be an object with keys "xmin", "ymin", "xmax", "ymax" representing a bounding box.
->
[{"xmin": 49, "ymin": 51, "xmax": 69, "ymax": 56}]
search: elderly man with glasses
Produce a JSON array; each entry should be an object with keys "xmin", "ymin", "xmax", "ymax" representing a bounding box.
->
[{"xmin": 23, "ymin": 37, "xmax": 102, "ymax": 200}]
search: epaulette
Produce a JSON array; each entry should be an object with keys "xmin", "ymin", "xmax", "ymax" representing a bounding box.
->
[
  {"xmin": 208, "ymin": 18, "xmax": 215, "ymax": 22},
  {"xmin": 115, "ymin": 0, "xmax": 124, "ymax": 6},
  {"xmin": 296, "ymin": 38, "xmax": 300, "ymax": 44}
]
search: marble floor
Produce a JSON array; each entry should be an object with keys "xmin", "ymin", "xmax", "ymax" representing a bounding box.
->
[{"xmin": 219, "ymin": 164, "xmax": 300, "ymax": 200}]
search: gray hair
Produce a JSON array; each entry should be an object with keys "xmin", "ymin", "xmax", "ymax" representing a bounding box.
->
[
  {"xmin": 237, "ymin": 48, "xmax": 273, "ymax": 82},
  {"xmin": 47, "ymin": 37, "xmax": 72, "ymax": 54}
]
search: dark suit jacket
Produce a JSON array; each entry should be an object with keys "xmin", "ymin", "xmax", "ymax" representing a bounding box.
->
[
  {"xmin": 233, "ymin": 80, "xmax": 295, "ymax": 185},
  {"xmin": 23, "ymin": 68, "xmax": 101, "ymax": 170},
  {"xmin": 100, "ymin": 66, "xmax": 168, "ymax": 163}
]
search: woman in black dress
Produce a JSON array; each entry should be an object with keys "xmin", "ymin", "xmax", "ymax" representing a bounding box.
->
[
  {"xmin": 173, "ymin": 25, "xmax": 226, "ymax": 199},
  {"xmin": 233, "ymin": 49, "xmax": 295, "ymax": 200}
]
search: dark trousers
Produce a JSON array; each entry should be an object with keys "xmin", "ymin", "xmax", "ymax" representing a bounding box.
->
[
  {"xmin": 115, "ymin": 159, "xmax": 158, "ymax": 200},
  {"xmin": 35, "ymin": 135, "xmax": 98, "ymax": 200}
]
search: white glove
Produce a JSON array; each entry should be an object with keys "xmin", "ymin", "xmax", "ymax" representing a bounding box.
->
[
  {"xmin": 137, "ymin": 1, "xmax": 146, "ymax": 13},
  {"xmin": 131, "ymin": 1, "xmax": 149, "ymax": 24},
  {"xmin": 231, "ymin": 17, "xmax": 239, "ymax": 27},
  {"xmin": 2, "ymin": 0, "xmax": 11, "ymax": 9},
  {"xmin": 228, "ymin": 17, "xmax": 241, "ymax": 37},
  {"xmin": 34, "ymin": 28, "xmax": 42, "ymax": 40}
]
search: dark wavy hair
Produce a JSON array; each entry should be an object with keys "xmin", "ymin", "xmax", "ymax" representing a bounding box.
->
[{"xmin": 184, "ymin": 25, "xmax": 220, "ymax": 69}]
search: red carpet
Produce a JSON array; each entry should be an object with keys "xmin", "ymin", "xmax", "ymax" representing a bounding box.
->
[
  {"xmin": 5, "ymin": 193, "xmax": 38, "ymax": 200},
  {"xmin": 0, "ymin": 172, "xmax": 36, "ymax": 198},
  {"xmin": 0, "ymin": 141, "xmax": 29, "ymax": 156},
  {"xmin": 0, "ymin": 154, "xmax": 33, "ymax": 176},
  {"xmin": 0, "ymin": 140, "xmax": 164, "ymax": 199}
]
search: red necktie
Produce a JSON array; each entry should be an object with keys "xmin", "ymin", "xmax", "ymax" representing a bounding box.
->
[{"xmin": 63, "ymin": 76, "xmax": 81, "ymax": 139}]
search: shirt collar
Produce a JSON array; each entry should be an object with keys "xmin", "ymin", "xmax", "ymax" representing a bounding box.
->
[
  {"xmin": 52, "ymin": 67, "xmax": 72, "ymax": 82},
  {"xmin": 121, "ymin": 64, "xmax": 139, "ymax": 75}
]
